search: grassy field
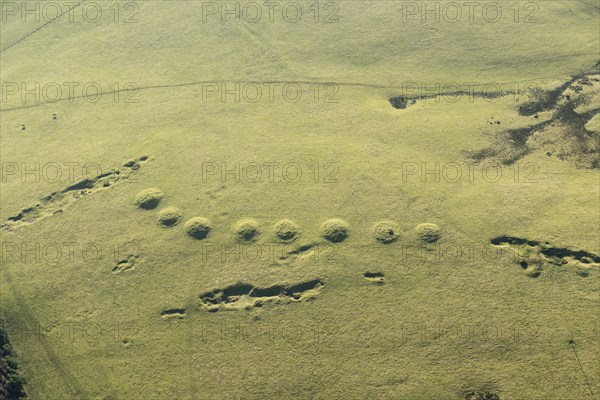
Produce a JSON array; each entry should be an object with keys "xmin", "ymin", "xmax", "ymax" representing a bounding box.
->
[{"xmin": 1, "ymin": 1, "xmax": 599, "ymax": 399}]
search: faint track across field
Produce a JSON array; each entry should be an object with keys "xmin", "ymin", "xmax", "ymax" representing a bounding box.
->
[
  {"xmin": 1, "ymin": 269, "xmax": 89, "ymax": 399},
  {"xmin": 0, "ymin": 77, "xmax": 555, "ymax": 113},
  {"xmin": 0, "ymin": 1, "xmax": 87, "ymax": 54}
]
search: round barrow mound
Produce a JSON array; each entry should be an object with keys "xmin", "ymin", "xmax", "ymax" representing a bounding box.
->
[
  {"xmin": 233, "ymin": 219, "xmax": 260, "ymax": 241},
  {"xmin": 320, "ymin": 219, "xmax": 350, "ymax": 243},
  {"xmin": 415, "ymin": 223, "xmax": 441, "ymax": 243},
  {"xmin": 157, "ymin": 207, "xmax": 183, "ymax": 227},
  {"xmin": 184, "ymin": 217, "xmax": 213, "ymax": 240},
  {"xmin": 134, "ymin": 188, "xmax": 164, "ymax": 210},
  {"xmin": 372, "ymin": 221, "xmax": 399, "ymax": 244},
  {"xmin": 273, "ymin": 219, "xmax": 300, "ymax": 242}
]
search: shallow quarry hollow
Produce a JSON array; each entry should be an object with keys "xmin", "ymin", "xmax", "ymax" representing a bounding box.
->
[{"xmin": 198, "ymin": 279, "xmax": 324, "ymax": 312}]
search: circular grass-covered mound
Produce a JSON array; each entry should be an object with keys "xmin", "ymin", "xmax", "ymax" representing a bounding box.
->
[
  {"xmin": 415, "ymin": 223, "xmax": 441, "ymax": 243},
  {"xmin": 157, "ymin": 207, "xmax": 183, "ymax": 227},
  {"xmin": 184, "ymin": 217, "xmax": 213, "ymax": 240},
  {"xmin": 372, "ymin": 221, "xmax": 399, "ymax": 244},
  {"xmin": 234, "ymin": 219, "xmax": 260, "ymax": 242},
  {"xmin": 273, "ymin": 219, "xmax": 300, "ymax": 242},
  {"xmin": 320, "ymin": 219, "xmax": 350, "ymax": 243},
  {"xmin": 135, "ymin": 188, "xmax": 164, "ymax": 210}
]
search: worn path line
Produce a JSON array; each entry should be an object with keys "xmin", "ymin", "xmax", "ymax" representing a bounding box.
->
[
  {"xmin": 1, "ymin": 269, "xmax": 89, "ymax": 399},
  {"xmin": 0, "ymin": 78, "xmax": 532, "ymax": 113},
  {"xmin": 569, "ymin": 339, "xmax": 595, "ymax": 398},
  {"xmin": 0, "ymin": 1, "xmax": 87, "ymax": 54}
]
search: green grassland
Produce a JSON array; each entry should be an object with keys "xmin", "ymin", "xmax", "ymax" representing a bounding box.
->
[{"xmin": 1, "ymin": 1, "xmax": 599, "ymax": 399}]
